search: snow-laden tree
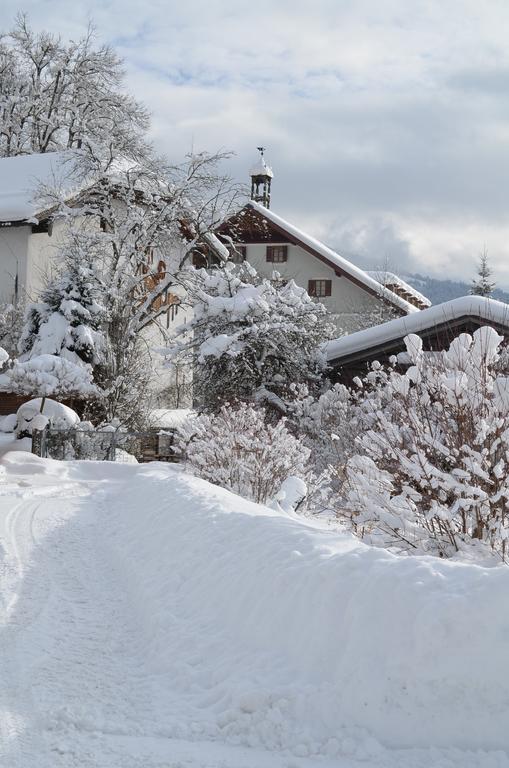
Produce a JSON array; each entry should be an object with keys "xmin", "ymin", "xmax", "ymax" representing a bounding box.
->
[
  {"xmin": 166, "ymin": 262, "xmax": 336, "ymax": 412},
  {"xmin": 44, "ymin": 151, "xmax": 239, "ymax": 426},
  {"xmin": 0, "ymin": 15, "xmax": 149, "ymax": 169},
  {"xmin": 343, "ymin": 327, "xmax": 509, "ymax": 561},
  {"xmin": 0, "ymin": 15, "xmax": 243, "ymax": 425},
  {"xmin": 18, "ymin": 258, "xmax": 105, "ymax": 366},
  {"xmin": 470, "ymin": 250, "xmax": 495, "ymax": 298},
  {"xmin": 178, "ymin": 402, "xmax": 310, "ymax": 504},
  {"xmin": 10, "ymin": 254, "xmax": 104, "ymax": 415}
]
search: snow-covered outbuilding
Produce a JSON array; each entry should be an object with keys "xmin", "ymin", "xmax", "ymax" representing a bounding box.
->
[
  {"xmin": 325, "ymin": 295, "xmax": 509, "ymax": 382},
  {"xmin": 214, "ymin": 156, "xmax": 430, "ymax": 333}
]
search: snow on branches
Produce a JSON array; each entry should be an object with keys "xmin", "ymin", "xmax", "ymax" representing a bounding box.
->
[
  {"xmin": 178, "ymin": 402, "xmax": 310, "ymax": 505},
  {"xmin": 19, "ymin": 261, "xmax": 105, "ymax": 367},
  {"xmin": 0, "ymin": 15, "xmax": 149, "ymax": 169},
  {"xmin": 0, "ymin": 347, "xmax": 8, "ymax": 369},
  {"xmin": 166, "ymin": 262, "xmax": 336, "ymax": 411},
  {"xmin": 8, "ymin": 354, "xmax": 97, "ymax": 401},
  {"xmin": 343, "ymin": 326, "xmax": 509, "ymax": 561}
]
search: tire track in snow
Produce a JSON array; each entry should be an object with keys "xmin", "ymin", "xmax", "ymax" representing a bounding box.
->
[
  {"xmin": 0, "ymin": 483, "xmax": 158, "ymax": 766},
  {"xmin": 0, "ymin": 484, "xmax": 88, "ymax": 764},
  {"xmin": 0, "ymin": 497, "xmax": 45, "ymax": 753}
]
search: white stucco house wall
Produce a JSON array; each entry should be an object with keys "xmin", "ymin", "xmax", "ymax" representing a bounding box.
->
[{"xmin": 215, "ymin": 156, "xmax": 430, "ymax": 335}]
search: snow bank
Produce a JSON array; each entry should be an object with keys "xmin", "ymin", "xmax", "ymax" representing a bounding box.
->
[
  {"xmin": 0, "ymin": 413, "xmax": 16, "ymax": 432},
  {"xmin": 44, "ymin": 458, "xmax": 509, "ymax": 758},
  {"xmin": 1, "ymin": 452, "xmax": 508, "ymax": 766}
]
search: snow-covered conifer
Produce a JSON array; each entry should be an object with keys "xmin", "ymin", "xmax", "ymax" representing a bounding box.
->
[
  {"xmin": 470, "ymin": 250, "xmax": 495, "ymax": 298},
  {"xmin": 0, "ymin": 303, "xmax": 24, "ymax": 358},
  {"xmin": 19, "ymin": 260, "xmax": 105, "ymax": 367},
  {"xmin": 0, "ymin": 346, "xmax": 9, "ymax": 370}
]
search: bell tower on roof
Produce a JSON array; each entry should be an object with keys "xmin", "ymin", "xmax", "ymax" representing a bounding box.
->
[{"xmin": 250, "ymin": 147, "xmax": 273, "ymax": 208}]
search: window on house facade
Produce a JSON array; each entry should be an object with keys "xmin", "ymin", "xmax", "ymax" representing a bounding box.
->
[
  {"xmin": 166, "ymin": 300, "xmax": 180, "ymax": 328},
  {"xmin": 140, "ymin": 247, "xmax": 154, "ymax": 275},
  {"xmin": 31, "ymin": 219, "xmax": 52, "ymax": 235},
  {"xmin": 192, "ymin": 251, "xmax": 208, "ymax": 268},
  {"xmin": 266, "ymin": 245, "xmax": 288, "ymax": 263},
  {"xmin": 230, "ymin": 245, "xmax": 246, "ymax": 264},
  {"xmin": 99, "ymin": 216, "xmax": 113, "ymax": 233},
  {"xmin": 308, "ymin": 279, "xmax": 332, "ymax": 297}
]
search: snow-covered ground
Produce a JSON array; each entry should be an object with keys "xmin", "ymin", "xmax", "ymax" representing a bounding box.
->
[{"xmin": 0, "ymin": 450, "xmax": 508, "ymax": 767}]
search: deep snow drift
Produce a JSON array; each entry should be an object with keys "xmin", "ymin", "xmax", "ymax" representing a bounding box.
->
[{"xmin": 0, "ymin": 451, "xmax": 508, "ymax": 767}]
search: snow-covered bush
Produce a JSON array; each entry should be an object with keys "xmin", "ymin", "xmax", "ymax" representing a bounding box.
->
[
  {"xmin": 288, "ymin": 383, "xmax": 358, "ymax": 473},
  {"xmin": 343, "ymin": 327, "xmax": 509, "ymax": 561},
  {"xmin": 16, "ymin": 398, "xmax": 80, "ymax": 437},
  {"xmin": 286, "ymin": 382, "xmax": 362, "ymax": 513},
  {"xmin": 179, "ymin": 402, "xmax": 310, "ymax": 504},
  {"xmin": 7, "ymin": 354, "xmax": 97, "ymax": 407},
  {"xmin": 167, "ymin": 263, "xmax": 335, "ymax": 412}
]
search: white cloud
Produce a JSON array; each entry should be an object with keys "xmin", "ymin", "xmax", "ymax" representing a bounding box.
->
[{"xmin": 5, "ymin": 0, "xmax": 509, "ymax": 286}]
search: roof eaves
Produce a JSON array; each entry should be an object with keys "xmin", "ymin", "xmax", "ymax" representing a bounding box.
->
[
  {"xmin": 325, "ymin": 295, "xmax": 509, "ymax": 362},
  {"xmin": 246, "ymin": 201, "xmax": 417, "ymax": 315}
]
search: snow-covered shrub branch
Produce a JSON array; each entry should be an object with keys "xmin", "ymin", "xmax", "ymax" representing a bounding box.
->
[
  {"xmin": 178, "ymin": 402, "xmax": 310, "ymax": 505},
  {"xmin": 0, "ymin": 302, "xmax": 24, "ymax": 358},
  {"xmin": 166, "ymin": 262, "xmax": 336, "ymax": 412},
  {"xmin": 285, "ymin": 382, "xmax": 361, "ymax": 512},
  {"xmin": 343, "ymin": 327, "xmax": 509, "ymax": 561},
  {"xmin": 0, "ymin": 346, "xmax": 9, "ymax": 371},
  {"xmin": 7, "ymin": 355, "xmax": 97, "ymax": 402}
]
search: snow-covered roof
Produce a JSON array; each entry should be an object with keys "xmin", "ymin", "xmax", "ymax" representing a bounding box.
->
[
  {"xmin": 247, "ymin": 201, "xmax": 418, "ymax": 315},
  {"xmin": 0, "ymin": 151, "xmax": 86, "ymax": 223},
  {"xmin": 366, "ymin": 271, "xmax": 431, "ymax": 308},
  {"xmin": 326, "ymin": 295, "xmax": 509, "ymax": 362},
  {"xmin": 249, "ymin": 159, "xmax": 274, "ymax": 179},
  {"xmin": 148, "ymin": 408, "xmax": 195, "ymax": 429}
]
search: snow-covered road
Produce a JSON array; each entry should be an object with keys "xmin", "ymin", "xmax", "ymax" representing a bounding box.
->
[
  {"xmin": 0, "ymin": 450, "xmax": 508, "ymax": 767},
  {"xmin": 0, "ymin": 454, "xmax": 336, "ymax": 767}
]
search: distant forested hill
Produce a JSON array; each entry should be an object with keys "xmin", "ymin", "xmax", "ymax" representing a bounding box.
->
[{"xmin": 403, "ymin": 273, "xmax": 509, "ymax": 305}]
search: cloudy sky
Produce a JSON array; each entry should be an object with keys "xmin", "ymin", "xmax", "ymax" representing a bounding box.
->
[{"xmin": 7, "ymin": 1, "xmax": 509, "ymax": 284}]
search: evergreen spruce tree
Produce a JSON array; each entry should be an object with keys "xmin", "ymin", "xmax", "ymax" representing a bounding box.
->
[
  {"xmin": 19, "ymin": 259, "xmax": 105, "ymax": 366},
  {"xmin": 470, "ymin": 250, "xmax": 495, "ymax": 297}
]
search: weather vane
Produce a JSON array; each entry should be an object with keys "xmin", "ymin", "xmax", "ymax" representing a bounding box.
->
[{"xmin": 257, "ymin": 146, "xmax": 266, "ymax": 158}]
